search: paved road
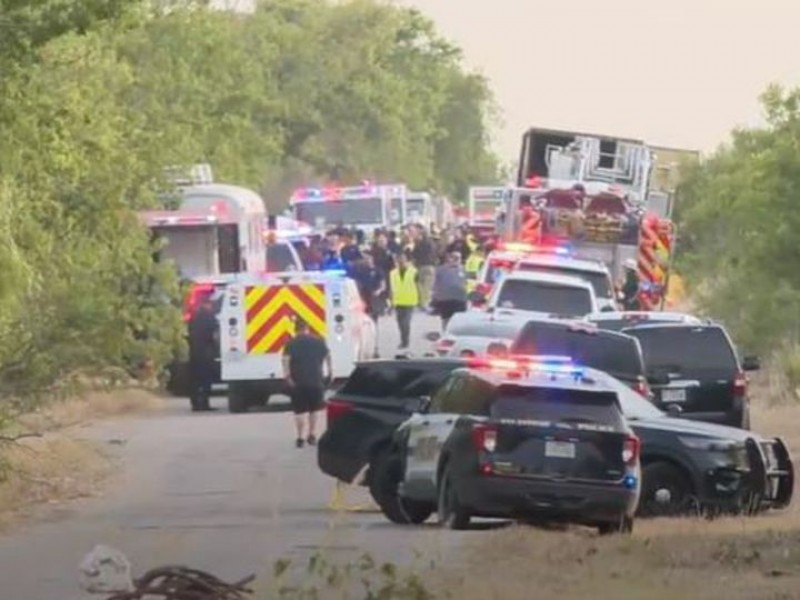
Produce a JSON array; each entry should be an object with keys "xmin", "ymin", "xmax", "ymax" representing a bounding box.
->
[{"xmin": 0, "ymin": 312, "xmax": 469, "ymax": 600}]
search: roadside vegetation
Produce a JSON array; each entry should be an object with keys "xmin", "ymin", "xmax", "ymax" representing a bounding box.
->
[{"xmin": 677, "ymin": 86, "xmax": 800, "ymax": 401}]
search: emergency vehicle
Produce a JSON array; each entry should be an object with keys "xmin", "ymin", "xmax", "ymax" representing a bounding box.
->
[
  {"xmin": 405, "ymin": 191, "xmax": 434, "ymax": 228},
  {"xmin": 503, "ymin": 127, "xmax": 677, "ymax": 311},
  {"xmin": 218, "ymin": 270, "xmax": 377, "ymax": 413},
  {"xmin": 467, "ymin": 186, "xmax": 505, "ymax": 238},
  {"xmin": 290, "ymin": 184, "xmax": 400, "ymax": 236},
  {"xmin": 386, "ymin": 184, "xmax": 409, "ymax": 228}
]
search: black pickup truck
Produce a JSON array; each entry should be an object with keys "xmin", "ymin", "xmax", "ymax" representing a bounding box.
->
[{"xmin": 318, "ymin": 358, "xmax": 794, "ymax": 517}]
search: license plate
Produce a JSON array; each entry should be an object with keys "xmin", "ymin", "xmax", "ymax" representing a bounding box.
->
[
  {"xmin": 545, "ymin": 440, "xmax": 575, "ymax": 459},
  {"xmin": 661, "ymin": 388, "xmax": 687, "ymax": 403}
]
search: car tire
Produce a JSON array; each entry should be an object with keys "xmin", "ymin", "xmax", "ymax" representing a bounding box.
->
[
  {"xmin": 598, "ymin": 515, "xmax": 633, "ymax": 535},
  {"xmin": 639, "ymin": 461, "xmax": 694, "ymax": 517},
  {"xmin": 227, "ymin": 385, "xmax": 249, "ymax": 414},
  {"xmin": 368, "ymin": 451, "xmax": 433, "ymax": 525},
  {"xmin": 437, "ymin": 465, "xmax": 470, "ymax": 530}
]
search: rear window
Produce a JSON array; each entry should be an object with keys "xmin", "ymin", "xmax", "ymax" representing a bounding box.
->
[
  {"xmin": 496, "ymin": 280, "xmax": 592, "ymax": 317},
  {"xmin": 517, "ymin": 264, "xmax": 612, "ymax": 297},
  {"xmin": 625, "ymin": 326, "xmax": 738, "ymax": 375},
  {"xmin": 341, "ymin": 365, "xmax": 455, "ymax": 398},
  {"xmin": 490, "ymin": 385, "xmax": 623, "ymax": 427},
  {"xmin": 511, "ymin": 324, "xmax": 645, "ymax": 380},
  {"xmin": 446, "ymin": 319, "xmax": 521, "ymax": 339},
  {"xmin": 265, "ymin": 243, "xmax": 298, "ymax": 272}
]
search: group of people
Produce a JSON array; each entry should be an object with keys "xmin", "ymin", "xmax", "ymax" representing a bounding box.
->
[{"xmin": 314, "ymin": 223, "xmax": 486, "ymax": 349}]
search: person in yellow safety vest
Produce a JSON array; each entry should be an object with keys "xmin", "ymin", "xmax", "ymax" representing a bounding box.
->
[
  {"xmin": 464, "ymin": 246, "xmax": 485, "ymax": 293},
  {"xmin": 465, "ymin": 232, "xmax": 478, "ymax": 254},
  {"xmin": 389, "ymin": 252, "xmax": 419, "ymax": 350}
]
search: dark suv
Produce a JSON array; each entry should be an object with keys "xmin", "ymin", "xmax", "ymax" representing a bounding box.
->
[{"xmin": 622, "ymin": 323, "xmax": 760, "ymax": 429}]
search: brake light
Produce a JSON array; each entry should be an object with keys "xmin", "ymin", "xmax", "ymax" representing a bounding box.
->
[
  {"xmin": 486, "ymin": 342, "xmax": 508, "ymax": 357},
  {"xmin": 326, "ymin": 398, "xmax": 353, "ymax": 424},
  {"xmin": 733, "ymin": 371, "xmax": 747, "ymax": 397},
  {"xmin": 622, "ymin": 436, "xmax": 640, "ymax": 465},
  {"xmin": 633, "ymin": 377, "xmax": 651, "ymax": 398},
  {"xmin": 183, "ymin": 283, "xmax": 215, "ymax": 321},
  {"xmin": 472, "ymin": 423, "xmax": 498, "ymax": 453}
]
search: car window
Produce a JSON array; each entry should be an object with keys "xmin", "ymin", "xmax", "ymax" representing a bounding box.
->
[
  {"xmin": 401, "ymin": 369, "xmax": 457, "ymax": 397},
  {"xmin": 511, "ymin": 323, "xmax": 645, "ymax": 379},
  {"xmin": 517, "ymin": 264, "xmax": 612, "ymax": 297},
  {"xmin": 341, "ymin": 366, "xmax": 426, "ymax": 397},
  {"xmin": 265, "ymin": 243, "xmax": 298, "ymax": 272},
  {"xmin": 625, "ymin": 326, "xmax": 738, "ymax": 375},
  {"xmin": 430, "ymin": 374, "xmax": 462, "ymax": 413},
  {"xmin": 433, "ymin": 375, "xmax": 493, "ymax": 415},
  {"xmin": 495, "ymin": 280, "xmax": 592, "ymax": 316},
  {"xmin": 490, "ymin": 385, "xmax": 624, "ymax": 427}
]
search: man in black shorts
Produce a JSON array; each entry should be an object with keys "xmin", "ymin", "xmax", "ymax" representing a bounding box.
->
[{"xmin": 281, "ymin": 320, "xmax": 332, "ymax": 448}]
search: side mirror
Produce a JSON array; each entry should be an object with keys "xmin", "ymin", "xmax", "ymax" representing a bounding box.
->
[
  {"xmin": 665, "ymin": 404, "xmax": 683, "ymax": 417},
  {"xmin": 742, "ymin": 355, "xmax": 761, "ymax": 371},
  {"xmin": 424, "ymin": 331, "xmax": 442, "ymax": 342},
  {"xmin": 467, "ymin": 291, "xmax": 486, "ymax": 304}
]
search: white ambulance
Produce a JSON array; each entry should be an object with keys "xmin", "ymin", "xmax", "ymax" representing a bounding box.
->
[{"xmin": 219, "ymin": 270, "xmax": 376, "ymax": 413}]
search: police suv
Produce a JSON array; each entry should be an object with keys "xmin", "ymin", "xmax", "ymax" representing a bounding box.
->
[{"xmin": 368, "ymin": 357, "xmax": 641, "ymax": 533}]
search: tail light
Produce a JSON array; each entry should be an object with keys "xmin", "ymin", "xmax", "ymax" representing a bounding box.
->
[
  {"xmin": 622, "ymin": 436, "xmax": 640, "ymax": 465},
  {"xmin": 471, "ymin": 423, "xmax": 498, "ymax": 453},
  {"xmin": 436, "ymin": 339, "xmax": 455, "ymax": 354},
  {"xmin": 326, "ymin": 398, "xmax": 353, "ymax": 425},
  {"xmin": 633, "ymin": 377, "xmax": 651, "ymax": 399},
  {"xmin": 183, "ymin": 283, "xmax": 215, "ymax": 321},
  {"xmin": 733, "ymin": 371, "xmax": 747, "ymax": 397}
]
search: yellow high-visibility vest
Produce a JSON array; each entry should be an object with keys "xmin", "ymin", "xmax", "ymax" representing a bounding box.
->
[
  {"xmin": 390, "ymin": 266, "xmax": 419, "ymax": 307},
  {"xmin": 465, "ymin": 254, "xmax": 484, "ymax": 274}
]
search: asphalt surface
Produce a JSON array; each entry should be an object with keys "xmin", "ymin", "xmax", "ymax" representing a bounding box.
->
[{"xmin": 0, "ymin": 311, "xmax": 470, "ymax": 600}]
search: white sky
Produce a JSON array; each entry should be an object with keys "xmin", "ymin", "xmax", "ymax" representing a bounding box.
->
[{"xmin": 398, "ymin": 0, "xmax": 800, "ymax": 161}]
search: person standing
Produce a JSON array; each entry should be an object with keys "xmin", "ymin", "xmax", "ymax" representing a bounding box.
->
[
  {"xmin": 389, "ymin": 252, "xmax": 419, "ymax": 350},
  {"xmin": 621, "ymin": 259, "xmax": 641, "ymax": 310},
  {"xmin": 187, "ymin": 294, "xmax": 218, "ymax": 412},
  {"xmin": 282, "ymin": 320, "xmax": 332, "ymax": 448},
  {"xmin": 409, "ymin": 225, "xmax": 436, "ymax": 309},
  {"xmin": 355, "ymin": 253, "xmax": 386, "ymax": 323},
  {"xmin": 431, "ymin": 251, "xmax": 468, "ymax": 330}
]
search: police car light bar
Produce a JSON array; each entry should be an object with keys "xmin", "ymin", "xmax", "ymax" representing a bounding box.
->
[{"xmin": 468, "ymin": 355, "xmax": 583, "ymax": 376}]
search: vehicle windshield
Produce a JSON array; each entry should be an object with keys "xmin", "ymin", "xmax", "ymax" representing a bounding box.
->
[
  {"xmin": 446, "ymin": 318, "xmax": 521, "ymax": 340},
  {"xmin": 389, "ymin": 197, "xmax": 404, "ymax": 225},
  {"xmin": 495, "ymin": 280, "xmax": 592, "ymax": 317},
  {"xmin": 294, "ymin": 197, "xmax": 383, "ymax": 227},
  {"xmin": 511, "ymin": 323, "xmax": 645, "ymax": 379},
  {"xmin": 625, "ymin": 327, "xmax": 738, "ymax": 376},
  {"xmin": 490, "ymin": 385, "xmax": 623, "ymax": 427},
  {"xmin": 517, "ymin": 264, "xmax": 612, "ymax": 297},
  {"xmin": 406, "ymin": 198, "xmax": 426, "ymax": 220},
  {"xmin": 265, "ymin": 243, "xmax": 298, "ymax": 272}
]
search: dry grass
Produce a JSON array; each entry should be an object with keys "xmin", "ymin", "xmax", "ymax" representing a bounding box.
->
[
  {"xmin": 434, "ymin": 402, "xmax": 800, "ymax": 600},
  {"xmin": 0, "ymin": 387, "xmax": 164, "ymax": 528}
]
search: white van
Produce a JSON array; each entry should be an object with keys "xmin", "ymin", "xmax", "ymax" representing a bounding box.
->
[{"xmin": 486, "ymin": 271, "xmax": 598, "ymax": 320}]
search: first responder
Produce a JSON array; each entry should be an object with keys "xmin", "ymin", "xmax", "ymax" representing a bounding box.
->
[
  {"xmin": 621, "ymin": 258, "xmax": 640, "ymax": 310},
  {"xmin": 464, "ymin": 244, "xmax": 485, "ymax": 293},
  {"xmin": 389, "ymin": 251, "xmax": 419, "ymax": 350},
  {"xmin": 187, "ymin": 293, "xmax": 218, "ymax": 412}
]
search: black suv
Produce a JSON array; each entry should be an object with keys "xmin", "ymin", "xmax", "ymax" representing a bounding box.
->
[{"xmin": 622, "ymin": 323, "xmax": 760, "ymax": 429}]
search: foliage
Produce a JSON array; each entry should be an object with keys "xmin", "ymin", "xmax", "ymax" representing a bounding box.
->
[
  {"xmin": 676, "ymin": 84, "xmax": 800, "ymax": 355},
  {"xmin": 0, "ymin": 0, "xmax": 500, "ymax": 403}
]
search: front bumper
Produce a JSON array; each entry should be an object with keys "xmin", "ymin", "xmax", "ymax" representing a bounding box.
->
[{"xmin": 456, "ymin": 473, "xmax": 639, "ymax": 524}]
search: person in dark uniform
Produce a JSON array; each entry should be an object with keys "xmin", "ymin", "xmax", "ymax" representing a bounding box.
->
[
  {"xmin": 355, "ymin": 252, "xmax": 386, "ymax": 322},
  {"xmin": 621, "ymin": 259, "xmax": 641, "ymax": 310},
  {"xmin": 187, "ymin": 294, "xmax": 218, "ymax": 412},
  {"xmin": 281, "ymin": 320, "xmax": 332, "ymax": 448}
]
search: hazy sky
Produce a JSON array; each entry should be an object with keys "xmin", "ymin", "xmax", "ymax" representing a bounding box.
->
[{"xmin": 398, "ymin": 0, "xmax": 800, "ymax": 162}]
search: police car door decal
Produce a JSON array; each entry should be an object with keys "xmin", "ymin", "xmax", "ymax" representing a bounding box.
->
[{"xmin": 405, "ymin": 414, "xmax": 458, "ymax": 490}]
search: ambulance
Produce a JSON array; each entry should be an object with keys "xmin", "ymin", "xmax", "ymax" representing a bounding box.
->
[{"xmin": 218, "ymin": 270, "xmax": 376, "ymax": 413}]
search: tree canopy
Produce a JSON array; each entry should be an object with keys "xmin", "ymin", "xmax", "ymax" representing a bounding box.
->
[{"xmin": 0, "ymin": 0, "xmax": 502, "ymax": 399}]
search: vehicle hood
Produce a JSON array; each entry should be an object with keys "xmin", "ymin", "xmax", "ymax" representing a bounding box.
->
[{"xmin": 631, "ymin": 415, "xmax": 755, "ymax": 442}]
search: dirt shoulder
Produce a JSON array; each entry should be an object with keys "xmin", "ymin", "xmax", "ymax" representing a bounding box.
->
[
  {"xmin": 432, "ymin": 402, "xmax": 800, "ymax": 600},
  {"xmin": 0, "ymin": 388, "xmax": 164, "ymax": 530}
]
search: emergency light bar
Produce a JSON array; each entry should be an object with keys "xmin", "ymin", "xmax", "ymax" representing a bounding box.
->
[
  {"xmin": 290, "ymin": 184, "xmax": 394, "ymax": 203},
  {"xmin": 468, "ymin": 355, "xmax": 583, "ymax": 377}
]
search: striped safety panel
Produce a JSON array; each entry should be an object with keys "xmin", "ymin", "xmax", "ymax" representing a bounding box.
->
[
  {"xmin": 637, "ymin": 217, "xmax": 673, "ymax": 310},
  {"xmin": 244, "ymin": 284, "xmax": 327, "ymax": 354}
]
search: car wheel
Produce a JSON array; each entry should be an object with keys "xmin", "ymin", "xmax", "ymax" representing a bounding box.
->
[
  {"xmin": 598, "ymin": 515, "xmax": 633, "ymax": 535},
  {"xmin": 639, "ymin": 461, "xmax": 694, "ymax": 517},
  {"xmin": 437, "ymin": 465, "xmax": 470, "ymax": 530},
  {"xmin": 227, "ymin": 385, "xmax": 249, "ymax": 414},
  {"xmin": 368, "ymin": 451, "xmax": 433, "ymax": 525}
]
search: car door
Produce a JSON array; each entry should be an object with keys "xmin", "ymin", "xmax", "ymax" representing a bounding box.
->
[{"xmin": 403, "ymin": 374, "xmax": 466, "ymax": 499}]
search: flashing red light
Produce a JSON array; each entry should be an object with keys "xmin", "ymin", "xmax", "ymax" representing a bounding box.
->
[
  {"xmin": 622, "ymin": 436, "xmax": 641, "ymax": 465},
  {"xmin": 733, "ymin": 371, "xmax": 747, "ymax": 397},
  {"xmin": 183, "ymin": 283, "xmax": 215, "ymax": 322}
]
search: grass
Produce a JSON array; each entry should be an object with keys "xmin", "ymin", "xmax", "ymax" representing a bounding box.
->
[{"xmin": 0, "ymin": 387, "xmax": 164, "ymax": 528}]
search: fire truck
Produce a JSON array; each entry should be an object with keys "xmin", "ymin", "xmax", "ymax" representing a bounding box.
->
[
  {"xmin": 502, "ymin": 127, "xmax": 676, "ymax": 311},
  {"xmin": 290, "ymin": 183, "xmax": 400, "ymax": 236}
]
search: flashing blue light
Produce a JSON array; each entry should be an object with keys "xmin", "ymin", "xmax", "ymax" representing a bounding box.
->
[
  {"xmin": 528, "ymin": 362, "xmax": 583, "ymax": 376},
  {"xmin": 623, "ymin": 475, "xmax": 638, "ymax": 489},
  {"xmin": 554, "ymin": 247, "xmax": 570, "ymax": 256}
]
